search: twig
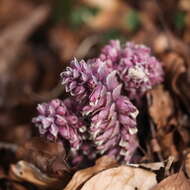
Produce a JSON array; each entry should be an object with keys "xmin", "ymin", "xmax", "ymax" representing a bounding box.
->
[
  {"xmin": 24, "ymin": 83, "xmax": 64, "ymax": 102},
  {"xmin": 0, "ymin": 142, "xmax": 18, "ymax": 152},
  {"xmin": 75, "ymin": 35, "xmax": 100, "ymax": 59}
]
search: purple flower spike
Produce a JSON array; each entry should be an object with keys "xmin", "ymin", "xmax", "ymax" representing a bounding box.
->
[
  {"xmin": 60, "ymin": 58, "xmax": 97, "ymax": 101},
  {"xmin": 84, "ymin": 71, "xmax": 139, "ymax": 162},
  {"xmin": 90, "ymin": 90, "xmax": 138, "ymax": 162},
  {"xmin": 32, "ymin": 98, "xmax": 85, "ymax": 150}
]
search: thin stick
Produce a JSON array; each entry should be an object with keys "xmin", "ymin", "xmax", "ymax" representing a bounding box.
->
[{"xmin": 0, "ymin": 142, "xmax": 18, "ymax": 152}]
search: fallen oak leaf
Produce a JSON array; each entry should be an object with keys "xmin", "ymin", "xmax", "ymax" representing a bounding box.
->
[
  {"xmin": 80, "ymin": 166, "xmax": 157, "ymax": 190},
  {"xmin": 152, "ymin": 171, "xmax": 190, "ymax": 190},
  {"xmin": 64, "ymin": 156, "xmax": 118, "ymax": 190}
]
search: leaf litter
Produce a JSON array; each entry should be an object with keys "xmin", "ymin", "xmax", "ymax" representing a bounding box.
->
[{"xmin": 1, "ymin": 0, "xmax": 190, "ymax": 190}]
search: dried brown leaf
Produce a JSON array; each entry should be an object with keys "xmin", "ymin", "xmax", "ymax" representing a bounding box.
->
[
  {"xmin": 0, "ymin": 5, "xmax": 50, "ymax": 107},
  {"xmin": 163, "ymin": 53, "xmax": 186, "ymax": 96},
  {"xmin": 64, "ymin": 156, "xmax": 118, "ymax": 190},
  {"xmin": 0, "ymin": 5, "xmax": 50, "ymax": 75},
  {"xmin": 17, "ymin": 137, "xmax": 71, "ymax": 179},
  {"xmin": 0, "ymin": 0, "xmax": 34, "ymax": 26},
  {"xmin": 160, "ymin": 132, "xmax": 179, "ymax": 161},
  {"xmin": 152, "ymin": 171, "xmax": 190, "ymax": 190},
  {"xmin": 10, "ymin": 161, "xmax": 63, "ymax": 189},
  {"xmin": 49, "ymin": 26, "xmax": 79, "ymax": 61},
  {"xmin": 149, "ymin": 85, "xmax": 175, "ymax": 128},
  {"xmin": 81, "ymin": 166, "xmax": 157, "ymax": 190}
]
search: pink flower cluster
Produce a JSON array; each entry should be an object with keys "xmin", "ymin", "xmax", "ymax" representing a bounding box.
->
[
  {"xmin": 99, "ymin": 40, "xmax": 164, "ymax": 100},
  {"xmin": 61, "ymin": 58, "xmax": 97, "ymax": 102},
  {"xmin": 83, "ymin": 72, "xmax": 139, "ymax": 162},
  {"xmin": 33, "ymin": 40, "xmax": 163, "ymax": 166},
  {"xmin": 32, "ymin": 99, "xmax": 85, "ymax": 149}
]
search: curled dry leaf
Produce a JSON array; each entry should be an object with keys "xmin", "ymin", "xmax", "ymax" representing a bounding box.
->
[
  {"xmin": 148, "ymin": 85, "xmax": 175, "ymax": 128},
  {"xmin": 17, "ymin": 137, "xmax": 71, "ymax": 179},
  {"xmin": 80, "ymin": 166, "xmax": 157, "ymax": 190},
  {"xmin": 162, "ymin": 53, "xmax": 186, "ymax": 97},
  {"xmin": 152, "ymin": 171, "xmax": 190, "ymax": 190},
  {"xmin": 167, "ymin": 46, "xmax": 190, "ymax": 113},
  {"xmin": 64, "ymin": 156, "xmax": 118, "ymax": 190},
  {"xmin": 10, "ymin": 160, "xmax": 63, "ymax": 189}
]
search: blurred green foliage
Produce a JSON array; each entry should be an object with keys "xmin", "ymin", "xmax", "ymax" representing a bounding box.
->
[
  {"xmin": 70, "ymin": 5, "xmax": 99, "ymax": 28},
  {"xmin": 52, "ymin": 0, "xmax": 99, "ymax": 28},
  {"xmin": 123, "ymin": 10, "xmax": 140, "ymax": 32},
  {"xmin": 101, "ymin": 29, "xmax": 127, "ymax": 44},
  {"xmin": 52, "ymin": 0, "xmax": 73, "ymax": 23},
  {"xmin": 174, "ymin": 11, "xmax": 186, "ymax": 30}
]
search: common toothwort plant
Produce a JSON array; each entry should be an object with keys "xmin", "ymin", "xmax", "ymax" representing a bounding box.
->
[{"xmin": 33, "ymin": 40, "xmax": 163, "ymax": 165}]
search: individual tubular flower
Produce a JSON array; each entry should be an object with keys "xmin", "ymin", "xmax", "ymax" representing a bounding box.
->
[
  {"xmin": 32, "ymin": 98, "xmax": 86, "ymax": 150},
  {"xmin": 83, "ymin": 71, "xmax": 139, "ymax": 162},
  {"xmin": 60, "ymin": 58, "xmax": 97, "ymax": 101}
]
